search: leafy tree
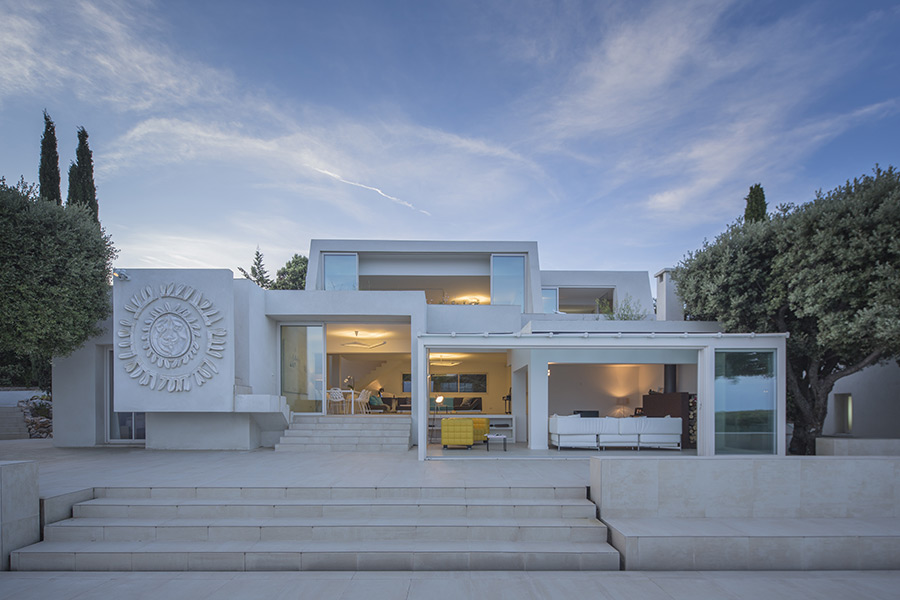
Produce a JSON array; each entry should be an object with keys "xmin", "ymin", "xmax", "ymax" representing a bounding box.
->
[
  {"xmin": 238, "ymin": 247, "xmax": 273, "ymax": 288},
  {"xmin": 39, "ymin": 110, "xmax": 61, "ymax": 205},
  {"xmin": 66, "ymin": 126, "xmax": 98, "ymax": 221},
  {"xmin": 743, "ymin": 183, "xmax": 767, "ymax": 223},
  {"xmin": 272, "ymin": 254, "xmax": 308, "ymax": 290},
  {"xmin": 596, "ymin": 294, "xmax": 650, "ymax": 320},
  {"xmin": 0, "ymin": 178, "xmax": 116, "ymax": 390},
  {"xmin": 674, "ymin": 166, "xmax": 900, "ymax": 454}
]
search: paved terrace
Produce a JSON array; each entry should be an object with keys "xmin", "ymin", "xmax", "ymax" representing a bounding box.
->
[{"xmin": 0, "ymin": 439, "xmax": 898, "ymax": 599}]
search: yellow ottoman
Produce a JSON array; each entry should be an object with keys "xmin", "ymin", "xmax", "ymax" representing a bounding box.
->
[
  {"xmin": 472, "ymin": 418, "xmax": 490, "ymax": 443},
  {"xmin": 441, "ymin": 418, "xmax": 474, "ymax": 448}
]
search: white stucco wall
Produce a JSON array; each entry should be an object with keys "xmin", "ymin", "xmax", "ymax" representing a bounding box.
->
[
  {"xmin": 824, "ymin": 362, "xmax": 900, "ymax": 438},
  {"xmin": 52, "ymin": 319, "xmax": 111, "ymax": 447},
  {"xmin": 145, "ymin": 412, "xmax": 259, "ymax": 450}
]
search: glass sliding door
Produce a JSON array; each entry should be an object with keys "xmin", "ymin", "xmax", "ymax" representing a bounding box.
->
[
  {"xmin": 714, "ymin": 350, "xmax": 776, "ymax": 454},
  {"xmin": 491, "ymin": 255, "xmax": 526, "ymax": 311},
  {"xmin": 281, "ymin": 325, "xmax": 325, "ymax": 413}
]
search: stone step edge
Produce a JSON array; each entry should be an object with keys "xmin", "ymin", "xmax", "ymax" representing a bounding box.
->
[
  {"xmin": 49, "ymin": 516, "xmax": 607, "ymax": 528},
  {"xmin": 78, "ymin": 497, "xmax": 594, "ymax": 507},
  {"xmin": 90, "ymin": 486, "xmax": 588, "ymax": 499},
  {"xmin": 14, "ymin": 539, "xmax": 619, "ymax": 554}
]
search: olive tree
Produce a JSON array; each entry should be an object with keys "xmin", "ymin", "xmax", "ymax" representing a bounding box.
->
[
  {"xmin": 674, "ymin": 166, "xmax": 900, "ymax": 454},
  {"xmin": 0, "ymin": 178, "xmax": 116, "ymax": 388}
]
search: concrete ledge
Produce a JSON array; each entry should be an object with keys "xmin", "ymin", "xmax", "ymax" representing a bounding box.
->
[
  {"xmin": 589, "ymin": 456, "xmax": 900, "ymax": 519},
  {"xmin": 590, "ymin": 456, "xmax": 900, "ymax": 571},
  {"xmin": 0, "ymin": 461, "xmax": 40, "ymax": 570},
  {"xmin": 605, "ymin": 516, "xmax": 900, "ymax": 570},
  {"xmin": 817, "ymin": 437, "xmax": 900, "ymax": 456}
]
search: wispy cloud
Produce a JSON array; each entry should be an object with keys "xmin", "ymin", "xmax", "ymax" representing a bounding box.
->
[{"xmin": 0, "ymin": 0, "xmax": 231, "ymax": 111}]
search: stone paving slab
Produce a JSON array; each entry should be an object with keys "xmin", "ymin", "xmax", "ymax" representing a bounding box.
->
[{"xmin": 1, "ymin": 570, "xmax": 900, "ymax": 599}]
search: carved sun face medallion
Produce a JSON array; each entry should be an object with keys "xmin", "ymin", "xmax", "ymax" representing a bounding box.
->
[{"xmin": 117, "ymin": 283, "xmax": 227, "ymax": 393}]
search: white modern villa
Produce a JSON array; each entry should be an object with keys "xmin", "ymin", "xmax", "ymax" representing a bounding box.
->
[{"xmin": 53, "ymin": 240, "xmax": 788, "ymax": 460}]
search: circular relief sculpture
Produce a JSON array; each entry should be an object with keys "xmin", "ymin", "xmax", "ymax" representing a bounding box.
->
[{"xmin": 117, "ymin": 283, "xmax": 227, "ymax": 392}]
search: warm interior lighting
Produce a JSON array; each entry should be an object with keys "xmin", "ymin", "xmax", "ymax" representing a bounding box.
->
[{"xmin": 341, "ymin": 330, "xmax": 387, "ymax": 349}]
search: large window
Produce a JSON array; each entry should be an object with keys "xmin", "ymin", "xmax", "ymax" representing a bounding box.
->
[
  {"xmin": 323, "ymin": 253, "xmax": 358, "ymax": 291},
  {"xmin": 491, "ymin": 255, "xmax": 525, "ymax": 311},
  {"xmin": 403, "ymin": 373, "xmax": 487, "ymax": 393},
  {"xmin": 714, "ymin": 350, "xmax": 776, "ymax": 454},
  {"xmin": 281, "ymin": 325, "xmax": 325, "ymax": 413}
]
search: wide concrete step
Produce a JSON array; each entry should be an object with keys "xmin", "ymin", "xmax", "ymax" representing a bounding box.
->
[
  {"xmin": 291, "ymin": 416, "xmax": 411, "ymax": 424},
  {"xmin": 0, "ymin": 432, "xmax": 29, "ymax": 439},
  {"xmin": 12, "ymin": 539, "xmax": 620, "ymax": 571},
  {"xmin": 278, "ymin": 435, "xmax": 409, "ymax": 448},
  {"xmin": 44, "ymin": 516, "xmax": 606, "ymax": 543},
  {"xmin": 283, "ymin": 429, "xmax": 410, "ymax": 439},
  {"xmin": 274, "ymin": 443, "xmax": 411, "ymax": 452},
  {"xmin": 287, "ymin": 422, "xmax": 411, "ymax": 431},
  {"xmin": 92, "ymin": 486, "xmax": 588, "ymax": 500},
  {"xmin": 72, "ymin": 497, "xmax": 597, "ymax": 520}
]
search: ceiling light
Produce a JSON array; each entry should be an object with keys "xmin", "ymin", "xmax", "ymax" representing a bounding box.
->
[{"xmin": 341, "ymin": 331, "xmax": 387, "ymax": 349}]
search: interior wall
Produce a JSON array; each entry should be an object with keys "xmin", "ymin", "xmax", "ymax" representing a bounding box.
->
[
  {"xmin": 428, "ymin": 353, "xmax": 510, "ymax": 414},
  {"xmin": 549, "ymin": 363, "xmax": 697, "ymax": 417},
  {"xmin": 677, "ymin": 364, "xmax": 698, "ymax": 394}
]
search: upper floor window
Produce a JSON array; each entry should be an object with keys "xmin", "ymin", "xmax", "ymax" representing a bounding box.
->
[
  {"xmin": 491, "ymin": 255, "xmax": 525, "ymax": 311},
  {"xmin": 541, "ymin": 288, "xmax": 558, "ymax": 313},
  {"xmin": 323, "ymin": 254, "xmax": 358, "ymax": 291}
]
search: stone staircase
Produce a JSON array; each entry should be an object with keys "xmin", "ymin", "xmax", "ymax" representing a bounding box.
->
[
  {"xmin": 275, "ymin": 415, "xmax": 411, "ymax": 452},
  {"xmin": 11, "ymin": 485, "xmax": 621, "ymax": 571},
  {"xmin": 0, "ymin": 406, "xmax": 28, "ymax": 439}
]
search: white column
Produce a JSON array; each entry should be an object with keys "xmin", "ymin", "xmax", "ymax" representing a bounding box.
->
[
  {"xmin": 696, "ymin": 347, "xmax": 716, "ymax": 456},
  {"xmin": 527, "ymin": 353, "xmax": 549, "ymax": 450},
  {"xmin": 416, "ymin": 341, "xmax": 428, "ymax": 461},
  {"xmin": 777, "ymin": 346, "xmax": 787, "ymax": 456}
]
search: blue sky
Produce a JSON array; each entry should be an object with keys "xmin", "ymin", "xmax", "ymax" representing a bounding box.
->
[{"xmin": 2, "ymin": 0, "xmax": 898, "ymax": 277}]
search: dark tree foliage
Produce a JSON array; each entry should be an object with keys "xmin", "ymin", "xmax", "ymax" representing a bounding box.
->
[
  {"xmin": 0, "ymin": 178, "xmax": 116, "ymax": 389},
  {"xmin": 238, "ymin": 248, "xmax": 273, "ymax": 288},
  {"xmin": 66, "ymin": 127, "xmax": 98, "ymax": 221},
  {"xmin": 39, "ymin": 110, "xmax": 62, "ymax": 205},
  {"xmin": 675, "ymin": 166, "xmax": 900, "ymax": 454},
  {"xmin": 743, "ymin": 183, "xmax": 767, "ymax": 223},
  {"xmin": 272, "ymin": 254, "xmax": 308, "ymax": 290}
]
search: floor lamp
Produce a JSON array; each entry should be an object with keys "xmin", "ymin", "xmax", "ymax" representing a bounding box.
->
[{"xmin": 430, "ymin": 396, "xmax": 444, "ymax": 443}]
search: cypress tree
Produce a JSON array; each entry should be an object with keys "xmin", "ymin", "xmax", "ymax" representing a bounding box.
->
[
  {"xmin": 39, "ymin": 110, "xmax": 61, "ymax": 205},
  {"xmin": 743, "ymin": 183, "xmax": 767, "ymax": 223},
  {"xmin": 67, "ymin": 127, "xmax": 98, "ymax": 221}
]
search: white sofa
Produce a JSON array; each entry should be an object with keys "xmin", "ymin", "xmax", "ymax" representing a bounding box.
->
[{"xmin": 549, "ymin": 415, "xmax": 682, "ymax": 450}]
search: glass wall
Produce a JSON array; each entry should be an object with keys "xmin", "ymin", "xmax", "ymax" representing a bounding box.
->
[
  {"xmin": 714, "ymin": 350, "xmax": 776, "ymax": 454},
  {"xmin": 281, "ymin": 325, "xmax": 325, "ymax": 413},
  {"xmin": 491, "ymin": 255, "xmax": 525, "ymax": 310},
  {"xmin": 323, "ymin": 253, "xmax": 358, "ymax": 290},
  {"xmin": 541, "ymin": 288, "xmax": 558, "ymax": 313}
]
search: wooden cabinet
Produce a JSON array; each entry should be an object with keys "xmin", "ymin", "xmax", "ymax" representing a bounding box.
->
[{"xmin": 641, "ymin": 393, "xmax": 696, "ymax": 449}]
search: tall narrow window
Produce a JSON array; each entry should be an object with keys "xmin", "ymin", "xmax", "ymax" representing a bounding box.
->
[
  {"xmin": 492, "ymin": 255, "xmax": 525, "ymax": 311},
  {"xmin": 281, "ymin": 326, "xmax": 325, "ymax": 413},
  {"xmin": 323, "ymin": 254, "xmax": 358, "ymax": 291},
  {"xmin": 541, "ymin": 288, "xmax": 558, "ymax": 313},
  {"xmin": 714, "ymin": 350, "xmax": 776, "ymax": 454}
]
